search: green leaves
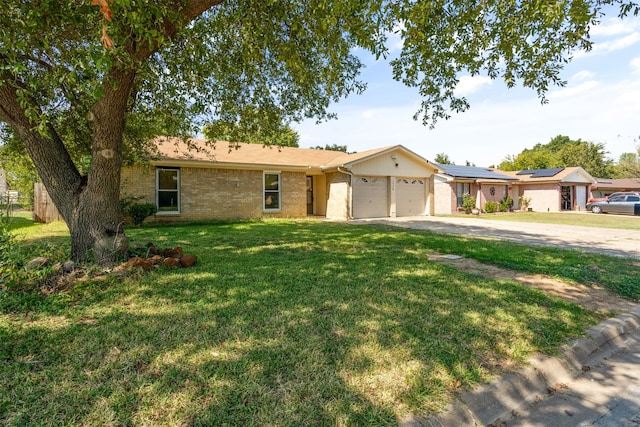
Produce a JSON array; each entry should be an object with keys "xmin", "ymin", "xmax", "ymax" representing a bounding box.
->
[
  {"xmin": 498, "ymin": 135, "xmax": 615, "ymax": 177},
  {"xmin": 2, "ymin": 0, "xmax": 635, "ymax": 145}
]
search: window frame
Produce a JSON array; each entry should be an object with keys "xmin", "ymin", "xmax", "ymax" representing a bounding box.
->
[
  {"xmin": 263, "ymin": 171, "xmax": 282, "ymax": 212},
  {"xmin": 456, "ymin": 182, "xmax": 471, "ymax": 207},
  {"xmin": 156, "ymin": 167, "xmax": 180, "ymax": 214}
]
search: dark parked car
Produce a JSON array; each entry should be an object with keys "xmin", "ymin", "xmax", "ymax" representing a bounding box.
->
[{"xmin": 586, "ymin": 193, "xmax": 640, "ymax": 215}]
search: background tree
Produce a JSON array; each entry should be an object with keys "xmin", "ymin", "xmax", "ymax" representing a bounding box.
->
[
  {"xmin": 1, "ymin": 1, "xmax": 637, "ymax": 265},
  {"xmin": 498, "ymin": 135, "xmax": 614, "ymax": 177},
  {"xmin": 434, "ymin": 153, "xmax": 452, "ymax": 165},
  {"xmin": 612, "ymin": 146, "xmax": 640, "ymax": 178},
  {"xmin": 0, "ymin": 125, "xmax": 39, "ymax": 209},
  {"xmin": 203, "ymin": 108, "xmax": 300, "ymax": 147}
]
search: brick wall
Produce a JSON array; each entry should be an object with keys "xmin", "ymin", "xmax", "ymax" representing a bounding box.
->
[
  {"xmin": 434, "ymin": 182, "xmax": 455, "ymax": 214},
  {"xmin": 120, "ymin": 165, "xmax": 307, "ymax": 222},
  {"xmin": 478, "ymin": 183, "xmax": 509, "ymax": 210},
  {"xmin": 521, "ymin": 184, "xmax": 560, "ymax": 212}
]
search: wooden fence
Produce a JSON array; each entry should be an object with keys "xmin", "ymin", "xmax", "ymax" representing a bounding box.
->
[{"xmin": 33, "ymin": 183, "xmax": 63, "ymax": 223}]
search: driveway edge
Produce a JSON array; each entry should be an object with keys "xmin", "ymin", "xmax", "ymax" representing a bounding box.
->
[{"xmin": 400, "ymin": 306, "xmax": 640, "ymax": 426}]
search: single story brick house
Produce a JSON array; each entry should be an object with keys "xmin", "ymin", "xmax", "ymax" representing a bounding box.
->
[
  {"xmin": 435, "ymin": 165, "xmax": 596, "ymax": 214},
  {"xmin": 501, "ymin": 167, "xmax": 596, "ymax": 212},
  {"xmin": 590, "ymin": 178, "xmax": 640, "ymax": 200},
  {"xmin": 434, "ymin": 165, "xmax": 519, "ymax": 214},
  {"xmin": 120, "ymin": 137, "xmax": 440, "ymax": 221}
]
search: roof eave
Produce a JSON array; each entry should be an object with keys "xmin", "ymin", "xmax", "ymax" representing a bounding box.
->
[{"xmin": 152, "ymin": 159, "xmax": 323, "ymax": 172}]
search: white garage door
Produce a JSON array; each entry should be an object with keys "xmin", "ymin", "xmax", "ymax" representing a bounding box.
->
[
  {"xmin": 397, "ymin": 178, "xmax": 425, "ymax": 216},
  {"xmin": 353, "ymin": 176, "xmax": 388, "ymax": 218}
]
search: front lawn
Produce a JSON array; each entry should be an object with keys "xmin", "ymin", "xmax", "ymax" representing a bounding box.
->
[{"xmin": 2, "ymin": 218, "xmax": 637, "ymax": 425}]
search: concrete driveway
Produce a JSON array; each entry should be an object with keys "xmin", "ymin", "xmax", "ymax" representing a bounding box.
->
[{"xmin": 350, "ymin": 214, "xmax": 640, "ymax": 259}]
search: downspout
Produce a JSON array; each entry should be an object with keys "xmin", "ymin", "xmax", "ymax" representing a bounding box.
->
[{"xmin": 337, "ymin": 167, "xmax": 353, "ymax": 219}]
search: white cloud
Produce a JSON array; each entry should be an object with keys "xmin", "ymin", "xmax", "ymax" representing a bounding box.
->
[
  {"xmin": 590, "ymin": 16, "xmax": 640, "ymax": 37},
  {"xmin": 571, "ymin": 70, "xmax": 596, "ymax": 81},
  {"xmin": 593, "ymin": 32, "xmax": 640, "ymax": 54},
  {"xmin": 455, "ymin": 75, "xmax": 493, "ymax": 96},
  {"xmin": 573, "ymin": 16, "xmax": 640, "ymax": 59},
  {"xmin": 548, "ymin": 80, "xmax": 600, "ymax": 100}
]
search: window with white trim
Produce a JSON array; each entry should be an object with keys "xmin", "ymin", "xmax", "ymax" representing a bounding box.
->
[
  {"xmin": 156, "ymin": 168, "xmax": 180, "ymax": 213},
  {"xmin": 263, "ymin": 172, "xmax": 281, "ymax": 211}
]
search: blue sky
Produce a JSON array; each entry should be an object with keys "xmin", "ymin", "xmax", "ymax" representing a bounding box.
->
[{"xmin": 293, "ymin": 13, "xmax": 640, "ymax": 167}]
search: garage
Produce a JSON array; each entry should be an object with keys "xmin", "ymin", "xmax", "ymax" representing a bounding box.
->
[
  {"xmin": 353, "ymin": 176, "xmax": 388, "ymax": 218},
  {"xmin": 323, "ymin": 145, "xmax": 439, "ymax": 219},
  {"xmin": 396, "ymin": 178, "xmax": 426, "ymax": 216}
]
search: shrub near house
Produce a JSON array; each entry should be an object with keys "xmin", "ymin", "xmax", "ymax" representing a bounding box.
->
[{"xmin": 484, "ymin": 201, "xmax": 497, "ymax": 213}]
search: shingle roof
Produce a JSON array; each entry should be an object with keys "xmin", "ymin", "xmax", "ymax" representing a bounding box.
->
[
  {"xmin": 500, "ymin": 167, "xmax": 594, "ymax": 183},
  {"xmin": 437, "ymin": 164, "xmax": 518, "ymax": 180},
  {"xmin": 592, "ymin": 178, "xmax": 640, "ymax": 190},
  {"xmin": 153, "ymin": 137, "xmax": 348, "ymax": 168},
  {"xmin": 151, "ymin": 137, "xmax": 430, "ymax": 171}
]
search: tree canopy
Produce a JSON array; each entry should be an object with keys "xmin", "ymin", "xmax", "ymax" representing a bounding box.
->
[
  {"xmin": 613, "ymin": 145, "xmax": 640, "ymax": 178},
  {"xmin": 434, "ymin": 153, "xmax": 453, "ymax": 165},
  {"xmin": 498, "ymin": 135, "xmax": 615, "ymax": 177},
  {"xmin": 1, "ymin": 0, "xmax": 638, "ymax": 264},
  {"xmin": 202, "ymin": 106, "xmax": 301, "ymax": 147}
]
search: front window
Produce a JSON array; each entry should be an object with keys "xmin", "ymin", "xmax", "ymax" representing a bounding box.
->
[
  {"xmin": 264, "ymin": 172, "xmax": 281, "ymax": 211},
  {"xmin": 456, "ymin": 182, "xmax": 471, "ymax": 207},
  {"xmin": 156, "ymin": 168, "xmax": 180, "ymax": 213}
]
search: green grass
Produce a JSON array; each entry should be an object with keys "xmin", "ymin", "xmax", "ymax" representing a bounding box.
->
[
  {"xmin": 468, "ymin": 211, "xmax": 640, "ymax": 230},
  {"xmin": 2, "ymin": 217, "xmax": 638, "ymax": 425}
]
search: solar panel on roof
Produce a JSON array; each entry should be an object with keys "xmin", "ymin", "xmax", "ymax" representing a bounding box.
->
[
  {"xmin": 530, "ymin": 168, "xmax": 565, "ymax": 178},
  {"xmin": 438, "ymin": 164, "xmax": 516, "ymax": 180},
  {"xmin": 516, "ymin": 168, "xmax": 565, "ymax": 178}
]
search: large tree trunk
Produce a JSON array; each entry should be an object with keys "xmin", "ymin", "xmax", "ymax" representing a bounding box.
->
[
  {"xmin": 0, "ymin": 66, "xmax": 134, "ymax": 266},
  {"xmin": 0, "ymin": 1, "xmax": 223, "ymax": 266}
]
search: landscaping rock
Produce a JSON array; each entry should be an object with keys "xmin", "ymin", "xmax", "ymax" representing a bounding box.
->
[
  {"xmin": 62, "ymin": 261, "xmax": 75, "ymax": 273},
  {"xmin": 118, "ymin": 256, "xmax": 152, "ymax": 272},
  {"xmin": 149, "ymin": 255, "xmax": 164, "ymax": 265},
  {"xmin": 24, "ymin": 257, "xmax": 51, "ymax": 271},
  {"xmin": 180, "ymin": 254, "xmax": 197, "ymax": 268},
  {"xmin": 164, "ymin": 257, "xmax": 181, "ymax": 268},
  {"xmin": 163, "ymin": 246, "xmax": 183, "ymax": 258}
]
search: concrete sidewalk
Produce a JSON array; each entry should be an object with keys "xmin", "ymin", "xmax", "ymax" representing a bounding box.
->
[{"xmin": 401, "ymin": 307, "xmax": 640, "ymax": 426}]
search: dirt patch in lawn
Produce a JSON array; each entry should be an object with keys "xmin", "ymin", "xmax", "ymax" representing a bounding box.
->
[{"xmin": 428, "ymin": 254, "xmax": 637, "ymax": 314}]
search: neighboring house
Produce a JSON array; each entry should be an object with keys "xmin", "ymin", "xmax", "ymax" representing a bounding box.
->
[
  {"xmin": 502, "ymin": 167, "xmax": 596, "ymax": 212},
  {"xmin": 590, "ymin": 178, "xmax": 640, "ymax": 199},
  {"xmin": 435, "ymin": 165, "xmax": 596, "ymax": 214},
  {"xmin": 434, "ymin": 165, "xmax": 519, "ymax": 214},
  {"xmin": 120, "ymin": 137, "xmax": 440, "ymax": 221}
]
